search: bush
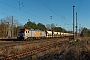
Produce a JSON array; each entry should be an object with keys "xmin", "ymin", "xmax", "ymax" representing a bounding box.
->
[
  {"xmin": 72, "ymin": 41, "xmax": 77, "ymax": 45},
  {"xmin": 76, "ymin": 38, "xmax": 80, "ymax": 42}
]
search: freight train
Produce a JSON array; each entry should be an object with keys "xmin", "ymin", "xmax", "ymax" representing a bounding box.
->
[{"xmin": 17, "ymin": 28, "xmax": 73, "ymax": 40}]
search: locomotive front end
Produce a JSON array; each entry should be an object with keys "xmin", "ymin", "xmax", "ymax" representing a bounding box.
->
[{"xmin": 17, "ymin": 29, "xmax": 25, "ymax": 40}]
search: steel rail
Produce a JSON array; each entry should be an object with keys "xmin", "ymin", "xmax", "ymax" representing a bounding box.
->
[{"xmin": 5, "ymin": 42, "xmax": 62, "ymax": 60}]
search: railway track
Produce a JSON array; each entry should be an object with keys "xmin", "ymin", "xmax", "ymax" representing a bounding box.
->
[
  {"xmin": 0, "ymin": 38, "xmax": 17, "ymax": 41},
  {"xmin": 5, "ymin": 42, "xmax": 57, "ymax": 59},
  {"xmin": 0, "ymin": 37, "xmax": 69, "ymax": 47},
  {"xmin": 5, "ymin": 40, "xmax": 69, "ymax": 60},
  {"xmin": 0, "ymin": 38, "xmax": 70, "ymax": 60}
]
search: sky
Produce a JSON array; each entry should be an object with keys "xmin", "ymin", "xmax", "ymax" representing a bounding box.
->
[{"xmin": 0, "ymin": 0, "xmax": 90, "ymax": 31}]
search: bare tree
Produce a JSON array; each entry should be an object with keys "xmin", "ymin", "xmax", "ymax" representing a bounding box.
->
[
  {"xmin": 0, "ymin": 16, "xmax": 23, "ymax": 38},
  {"xmin": 51, "ymin": 23, "xmax": 55, "ymax": 31},
  {"xmin": 46, "ymin": 24, "xmax": 51, "ymax": 30}
]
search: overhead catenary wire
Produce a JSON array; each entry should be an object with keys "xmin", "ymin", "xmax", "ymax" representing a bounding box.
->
[
  {"xmin": 18, "ymin": 0, "xmax": 47, "ymax": 19},
  {"xmin": 0, "ymin": 11, "xmax": 23, "ymax": 26},
  {"xmin": 38, "ymin": 0, "xmax": 70, "ymax": 28},
  {"xmin": 0, "ymin": 6, "xmax": 48, "ymax": 26},
  {"xmin": 45, "ymin": 0, "xmax": 65, "ymax": 20},
  {"xmin": 39, "ymin": 0, "xmax": 63, "ymax": 20},
  {"xmin": 0, "ymin": 1, "xmax": 47, "ymax": 22},
  {"xmin": 44, "ymin": 1, "xmax": 67, "ymax": 27},
  {"xmin": 0, "ymin": 0, "xmax": 67, "ymax": 27},
  {"xmin": 0, "ymin": 6, "xmax": 26, "ymax": 26},
  {"xmin": 0, "ymin": 0, "xmax": 71, "ymax": 28},
  {"xmin": 0, "ymin": 7, "xmax": 27, "ymax": 22},
  {"xmin": 0, "ymin": 8, "xmax": 45, "ymax": 27}
]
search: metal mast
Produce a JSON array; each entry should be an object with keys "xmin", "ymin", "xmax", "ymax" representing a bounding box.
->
[
  {"xmin": 73, "ymin": 6, "xmax": 75, "ymax": 40},
  {"xmin": 12, "ymin": 16, "xmax": 14, "ymax": 37},
  {"xmin": 76, "ymin": 12, "xmax": 77, "ymax": 37}
]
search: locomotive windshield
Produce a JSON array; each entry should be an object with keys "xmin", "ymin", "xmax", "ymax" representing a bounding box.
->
[{"xmin": 18, "ymin": 29, "xmax": 25, "ymax": 33}]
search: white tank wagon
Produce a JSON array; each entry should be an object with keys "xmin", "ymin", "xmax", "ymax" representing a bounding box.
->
[
  {"xmin": 53, "ymin": 32, "xmax": 61, "ymax": 38},
  {"xmin": 45, "ymin": 31, "xmax": 53, "ymax": 38},
  {"xmin": 61, "ymin": 33, "xmax": 73, "ymax": 37},
  {"xmin": 60, "ymin": 32, "xmax": 64, "ymax": 37},
  {"xmin": 57, "ymin": 32, "xmax": 61, "ymax": 37}
]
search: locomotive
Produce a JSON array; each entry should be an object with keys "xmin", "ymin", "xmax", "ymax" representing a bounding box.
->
[{"xmin": 17, "ymin": 28, "xmax": 73, "ymax": 40}]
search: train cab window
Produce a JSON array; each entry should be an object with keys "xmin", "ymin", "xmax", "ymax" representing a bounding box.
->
[
  {"xmin": 26, "ymin": 31, "xmax": 27, "ymax": 33},
  {"xmin": 28, "ymin": 31, "xmax": 29, "ymax": 33}
]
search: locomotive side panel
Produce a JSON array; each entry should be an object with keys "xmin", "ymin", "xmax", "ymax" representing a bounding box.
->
[
  {"xmin": 31, "ymin": 30, "xmax": 41, "ymax": 38},
  {"xmin": 40, "ymin": 31, "xmax": 46, "ymax": 38},
  {"xmin": 53, "ymin": 31, "xmax": 58, "ymax": 38},
  {"xmin": 26, "ymin": 30, "xmax": 46, "ymax": 39}
]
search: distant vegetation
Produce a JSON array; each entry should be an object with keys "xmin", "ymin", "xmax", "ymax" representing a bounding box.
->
[
  {"xmin": 0, "ymin": 16, "xmax": 24, "ymax": 38},
  {"xmin": 24, "ymin": 20, "xmax": 46, "ymax": 31},
  {"xmin": 0, "ymin": 16, "xmax": 90, "ymax": 38},
  {"xmin": 80, "ymin": 27, "xmax": 90, "ymax": 37},
  {"xmin": 24, "ymin": 20, "xmax": 67, "ymax": 32}
]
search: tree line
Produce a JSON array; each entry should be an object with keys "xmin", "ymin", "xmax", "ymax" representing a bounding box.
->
[
  {"xmin": 0, "ymin": 16, "xmax": 89, "ymax": 38},
  {"xmin": 24, "ymin": 20, "xmax": 67, "ymax": 32},
  {"xmin": 0, "ymin": 16, "xmax": 23, "ymax": 38},
  {"xmin": 0, "ymin": 16, "xmax": 65, "ymax": 38}
]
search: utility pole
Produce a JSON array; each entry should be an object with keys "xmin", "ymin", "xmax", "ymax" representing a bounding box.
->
[
  {"xmin": 73, "ymin": 6, "xmax": 75, "ymax": 40},
  {"xmin": 6, "ymin": 22, "xmax": 10, "ymax": 38},
  {"xmin": 12, "ymin": 16, "xmax": 14, "ymax": 37},
  {"xmin": 79, "ymin": 24, "xmax": 81, "ymax": 37},
  {"xmin": 8, "ymin": 22, "xmax": 10, "ymax": 38},
  {"xmin": 76, "ymin": 12, "xmax": 78, "ymax": 37}
]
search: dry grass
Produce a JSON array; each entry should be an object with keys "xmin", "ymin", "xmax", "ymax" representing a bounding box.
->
[
  {"xmin": 61, "ymin": 37, "xmax": 90, "ymax": 60},
  {"xmin": 42, "ymin": 37, "xmax": 90, "ymax": 60}
]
